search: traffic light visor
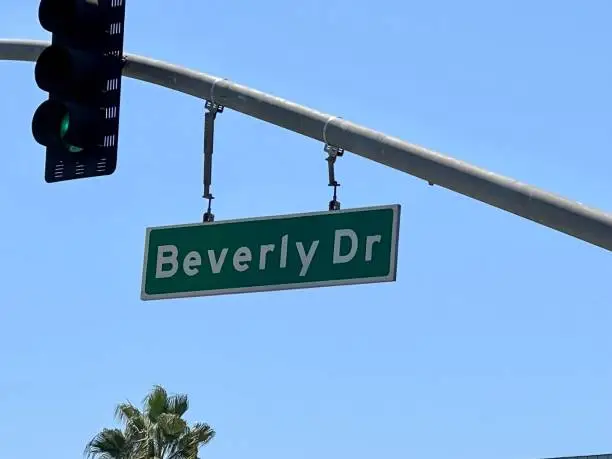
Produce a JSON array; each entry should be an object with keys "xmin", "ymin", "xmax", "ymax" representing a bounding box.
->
[
  {"xmin": 35, "ymin": 45, "xmax": 72, "ymax": 94},
  {"xmin": 38, "ymin": 0, "xmax": 77, "ymax": 34}
]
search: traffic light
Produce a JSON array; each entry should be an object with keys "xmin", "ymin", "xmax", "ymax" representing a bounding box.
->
[{"xmin": 32, "ymin": 0, "xmax": 127, "ymax": 183}]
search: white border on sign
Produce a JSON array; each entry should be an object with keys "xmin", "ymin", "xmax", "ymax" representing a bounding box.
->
[{"xmin": 140, "ymin": 204, "xmax": 401, "ymax": 301}]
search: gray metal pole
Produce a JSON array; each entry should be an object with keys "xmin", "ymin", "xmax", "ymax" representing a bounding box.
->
[{"xmin": 2, "ymin": 38, "xmax": 611, "ymax": 252}]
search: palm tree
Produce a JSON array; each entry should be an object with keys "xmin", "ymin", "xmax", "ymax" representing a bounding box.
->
[{"xmin": 85, "ymin": 385, "xmax": 215, "ymax": 459}]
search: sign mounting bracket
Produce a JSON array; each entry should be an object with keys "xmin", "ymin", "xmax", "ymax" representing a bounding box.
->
[
  {"xmin": 202, "ymin": 99, "xmax": 224, "ymax": 222},
  {"xmin": 323, "ymin": 116, "xmax": 344, "ymax": 211}
]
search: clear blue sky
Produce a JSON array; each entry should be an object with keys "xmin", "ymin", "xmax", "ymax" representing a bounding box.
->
[{"xmin": 1, "ymin": 1, "xmax": 610, "ymax": 459}]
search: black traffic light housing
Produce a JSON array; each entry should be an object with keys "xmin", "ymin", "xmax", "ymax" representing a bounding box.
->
[{"xmin": 32, "ymin": 0, "xmax": 127, "ymax": 183}]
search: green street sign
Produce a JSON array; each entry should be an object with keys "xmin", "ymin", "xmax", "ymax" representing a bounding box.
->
[{"xmin": 141, "ymin": 204, "xmax": 401, "ymax": 300}]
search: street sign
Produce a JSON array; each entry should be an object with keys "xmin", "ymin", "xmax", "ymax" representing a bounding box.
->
[{"xmin": 141, "ymin": 204, "xmax": 401, "ymax": 300}]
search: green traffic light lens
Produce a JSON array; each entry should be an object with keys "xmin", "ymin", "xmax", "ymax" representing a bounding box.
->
[{"xmin": 59, "ymin": 113, "xmax": 83, "ymax": 153}]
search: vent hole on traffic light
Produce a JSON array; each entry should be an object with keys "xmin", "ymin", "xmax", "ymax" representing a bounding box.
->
[{"xmin": 53, "ymin": 163, "xmax": 65, "ymax": 180}]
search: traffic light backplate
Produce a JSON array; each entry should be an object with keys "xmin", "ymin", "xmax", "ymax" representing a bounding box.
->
[{"xmin": 32, "ymin": 0, "xmax": 127, "ymax": 183}]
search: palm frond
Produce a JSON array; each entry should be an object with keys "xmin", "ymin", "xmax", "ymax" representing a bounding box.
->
[
  {"xmin": 165, "ymin": 433, "xmax": 197, "ymax": 459},
  {"xmin": 166, "ymin": 423, "xmax": 215, "ymax": 459},
  {"xmin": 190, "ymin": 422, "xmax": 215, "ymax": 445},
  {"xmin": 114, "ymin": 402, "xmax": 146, "ymax": 441},
  {"xmin": 167, "ymin": 393, "xmax": 189, "ymax": 417},
  {"xmin": 158, "ymin": 413, "xmax": 188, "ymax": 437},
  {"xmin": 144, "ymin": 385, "xmax": 169, "ymax": 421},
  {"xmin": 114, "ymin": 402, "xmax": 141, "ymax": 424},
  {"xmin": 84, "ymin": 428, "xmax": 128, "ymax": 459}
]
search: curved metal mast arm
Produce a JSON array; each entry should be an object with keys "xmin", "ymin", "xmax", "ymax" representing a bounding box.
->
[{"xmin": 2, "ymin": 38, "xmax": 611, "ymax": 251}]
